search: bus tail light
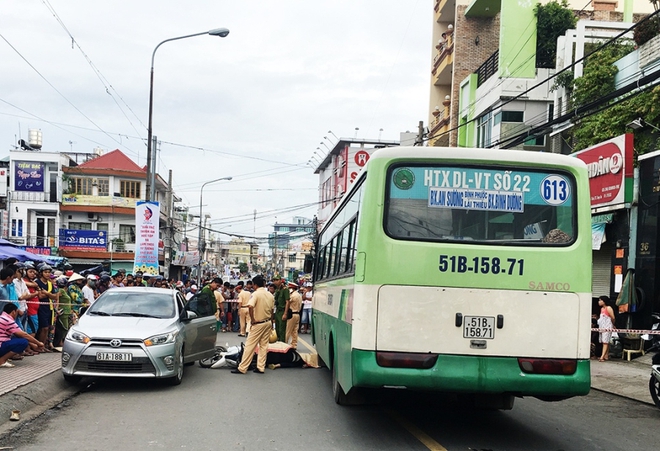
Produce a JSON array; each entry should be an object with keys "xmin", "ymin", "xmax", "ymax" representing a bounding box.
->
[
  {"xmin": 518, "ymin": 358, "xmax": 577, "ymax": 375},
  {"xmin": 376, "ymin": 352, "xmax": 438, "ymax": 369}
]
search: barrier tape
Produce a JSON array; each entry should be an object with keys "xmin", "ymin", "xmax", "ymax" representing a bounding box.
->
[
  {"xmin": 591, "ymin": 328, "xmax": 660, "ymax": 335},
  {"xmin": 20, "ymin": 299, "xmax": 87, "ymax": 307}
]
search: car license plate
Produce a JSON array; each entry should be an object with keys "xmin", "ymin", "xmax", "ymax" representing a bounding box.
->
[
  {"xmin": 463, "ymin": 316, "xmax": 495, "ymax": 339},
  {"xmin": 96, "ymin": 352, "xmax": 133, "ymax": 362}
]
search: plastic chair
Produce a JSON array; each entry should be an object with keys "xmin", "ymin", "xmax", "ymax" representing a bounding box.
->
[{"xmin": 622, "ymin": 333, "xmax": 645, "ymax": 361}]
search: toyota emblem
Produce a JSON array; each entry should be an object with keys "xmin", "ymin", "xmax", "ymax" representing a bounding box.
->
[{"xmin": 109, "ymin": 339, "xmax": 122, "ymax": 348}]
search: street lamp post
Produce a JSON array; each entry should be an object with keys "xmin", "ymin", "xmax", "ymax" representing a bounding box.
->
[
  {"xmin": 197, "ymin": 176, "xmax": 232, "ymax": 285},
  {"xmin": 146, "ymin": 27, "xmax": 230, "ymax": 201}
]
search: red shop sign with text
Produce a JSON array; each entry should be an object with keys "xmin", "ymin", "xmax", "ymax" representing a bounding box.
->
[{"xmin": 573, "ymin": 134, "xmax": 633, "ymax": 211}]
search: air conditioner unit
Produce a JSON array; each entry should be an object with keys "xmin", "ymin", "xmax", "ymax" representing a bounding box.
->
[{"xmin": 87, "ymin": 213, "xmax": 100, "ymax": 222}]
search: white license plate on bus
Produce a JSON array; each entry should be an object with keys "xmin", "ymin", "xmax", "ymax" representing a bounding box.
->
[
  {"xmin": 463, "ymin": 316, "xmax": 495, "ymax": 339},
  {"xmin": 96, "ymin": 352, "xmax": 133, "ymax": 362}
]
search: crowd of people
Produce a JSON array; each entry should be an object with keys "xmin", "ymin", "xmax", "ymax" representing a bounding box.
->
[{"xmin": 0, "ymin": 261, "xmax": 314, "ymax": 372}]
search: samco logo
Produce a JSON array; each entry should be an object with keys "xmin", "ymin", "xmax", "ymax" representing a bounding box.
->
[{"xmin": 529, "ymin": 281, "xmax": 571, "ymax": 291}]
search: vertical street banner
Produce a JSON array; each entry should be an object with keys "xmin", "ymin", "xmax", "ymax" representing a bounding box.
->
[
  {"xmin": 134, "ymin": 201, "xmax": 160, "ymax": 276},
  {"xmin": 14, "ymin": 161, "xmax": 44, "ymax": 192}
]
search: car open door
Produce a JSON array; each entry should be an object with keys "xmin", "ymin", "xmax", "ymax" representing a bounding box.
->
[{"xmin": 181, "ymin": 291, "xmax": 217, "ymax": 361}]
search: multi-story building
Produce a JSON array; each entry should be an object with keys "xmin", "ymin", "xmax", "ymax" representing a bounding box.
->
[
  {"xmin": 8, "ymin": 132, "xmax": 67, "ymax": 250},
  {"xmin": 313, "ymin": 137, "xmax": 403, "ymax": 229},
  {"xmin": 59, "ymin": 149, "xmax": 174, "ymax": 273},
  {"xmin": 428, "ymin": 0, "xmax": 653, "ymax": 150}
]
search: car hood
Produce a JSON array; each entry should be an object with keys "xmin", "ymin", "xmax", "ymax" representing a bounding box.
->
[{"xmin": 75, "ymin": 315, "xmax": 178, "ymax": 340}]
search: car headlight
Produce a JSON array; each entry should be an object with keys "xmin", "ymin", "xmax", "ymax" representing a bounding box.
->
[
  {"xmin": 66, "ymin": 329, "xmax": 90, "ymax": 344},
  {"xmin": 144, "ymin": 331, "xmax": 178, "ymax": 346}
]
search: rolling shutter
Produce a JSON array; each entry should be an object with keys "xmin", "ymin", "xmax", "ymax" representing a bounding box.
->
[{"xmin": 592, "ymin": 242, "xmax": 613, "ymax": 297}]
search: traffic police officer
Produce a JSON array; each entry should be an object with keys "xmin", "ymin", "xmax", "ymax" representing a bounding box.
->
[
  {"xmin": 232, "ymin": 275, "xmax": 274, "ymax": 374},
  {"xmin": 283, "ymin": 282, "xmax": 302, "ymax": 349}
]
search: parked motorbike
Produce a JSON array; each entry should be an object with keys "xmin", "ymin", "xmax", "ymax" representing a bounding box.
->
[
  {"xmin": 650, "ymin": 352, "xmax": 660, "ymax": 409},
  {"xmin": 647, "ymin": 313, "xmax": 660, "ymax": 409},
  {"xmin": 642, "ymin": 312, "xmax": 660, "ymax": 353}
]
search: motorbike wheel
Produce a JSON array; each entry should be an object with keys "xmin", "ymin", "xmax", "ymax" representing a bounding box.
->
[
  {"xmin": 650, "ymin": 375, "xmax": 660, "ymax": 408},
  {"xmin": 198, "ymin": 345, "xmax": 228, "ymax": 368}
]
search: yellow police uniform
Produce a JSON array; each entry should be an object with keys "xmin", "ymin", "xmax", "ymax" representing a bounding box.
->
[
  {"xmin": 236, "ymin": 287, "xmax": 274, "ymax": 373},
  {"xmin": 285, "ymin": 289, "xmax": 303, "ymax": 348},
  {"xmin": 238, "ymin": 288, "xmax": 252, "ymax": 336}
]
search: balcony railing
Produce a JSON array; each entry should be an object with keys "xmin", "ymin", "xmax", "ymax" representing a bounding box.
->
[
  {"xmin": 476, "ymin": 50, "xmax": 499, "ymax": 87},
  {"xmin": 10, "ymin": 190, "xmax": 55, "ymax": 203},
  {"xmin": 432, "ymin": 31, "xmax": 454, "ymax": 75}
]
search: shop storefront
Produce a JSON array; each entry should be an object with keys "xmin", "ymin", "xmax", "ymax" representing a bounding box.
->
[
  {"xmin": 635, "ymin": 149, "xmax": 660, "ymax": 328},
  {"xmin": 574, "ymin": 134, "xmax": 634, "ymax": 301}
]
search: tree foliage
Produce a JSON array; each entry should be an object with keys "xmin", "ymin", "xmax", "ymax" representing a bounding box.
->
[
  {"xmin": 633, "ymin": 14, "xmax": 660, "ymax": 46},
  {"xmin": 535, "ymin": 0, "xmax": 577, "ymax": 69},
  {"xmin": 570, "ymin": 40, "xmax": 660, "ymax": 153}
]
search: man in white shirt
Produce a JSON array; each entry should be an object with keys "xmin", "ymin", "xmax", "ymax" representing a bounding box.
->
[
  {"xmin": 82, "ymin": 275, "xmax": 97, "ymax": 307},
  {"xmin": 185, "ymin": 285, "xmax": 197, "ymax": 301}
]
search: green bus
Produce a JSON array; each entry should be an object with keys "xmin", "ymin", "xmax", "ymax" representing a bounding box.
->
[{"xmin": 311, "ymin": 146, "xmax": 592, "ymax": 409}]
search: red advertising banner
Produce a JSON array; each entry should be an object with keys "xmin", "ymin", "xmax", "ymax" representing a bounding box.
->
[{"xmin": 573, "ymin": 134, "xmax": 633, "ymax": 211}]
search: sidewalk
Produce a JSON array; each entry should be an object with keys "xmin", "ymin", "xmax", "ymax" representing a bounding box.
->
[
  {"xmin": 0, "ymin": 348, "xmax": 656, "ymax": 429},
  {"xmin": 590, "ymin": 351, "xmax": 656, "ymax": 405}
]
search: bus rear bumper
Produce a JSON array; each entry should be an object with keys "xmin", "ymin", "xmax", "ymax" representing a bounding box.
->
[{"xmin": 352, "ymin": 350, "xmax": 591, "ymax": 397}]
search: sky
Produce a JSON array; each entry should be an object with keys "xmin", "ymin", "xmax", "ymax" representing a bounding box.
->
[{"xmin": 0, "ymin": 0, "xmax": 432, "ymax": 247}]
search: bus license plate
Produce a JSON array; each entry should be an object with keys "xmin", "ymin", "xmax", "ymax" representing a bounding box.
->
[
  {"xmin": 463, "ymin": 316, "xmax": 495, "ymax": 339},
  {"xmin": 96, "ymin": 352, "xmax": 133, "ymax": 362}
]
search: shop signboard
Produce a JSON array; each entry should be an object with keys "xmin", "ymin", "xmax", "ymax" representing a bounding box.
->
[
  {"xmin": 14, "ymin": 161, "xmax": 44, "ymax": 192},
  {"xmin": 573, "ymin": 134, "xmax": 633, "ymax": 213},
  {"xmin": 59, "ymin": 229, "xmax": 107, "ymax": 250}
]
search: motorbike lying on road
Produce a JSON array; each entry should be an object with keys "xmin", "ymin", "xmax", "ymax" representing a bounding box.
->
[{"xmin": 198, "ymin": 344, "xmax": 244, "ymax": 369}]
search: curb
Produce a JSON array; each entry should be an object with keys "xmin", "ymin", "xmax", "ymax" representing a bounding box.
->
[{"xmin": 0, "ymin": 371, "xmax": 82, "ymax": 440}]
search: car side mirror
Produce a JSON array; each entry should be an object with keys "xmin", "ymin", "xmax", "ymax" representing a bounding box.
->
[{"xmin": 182, "ymin": 310, "xmax": 198, "ymax": 321}]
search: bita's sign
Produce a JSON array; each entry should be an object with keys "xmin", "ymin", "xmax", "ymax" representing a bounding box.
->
[{"xmin": 573, "ymin": 134, "xmax": 633, "ymax": 212}]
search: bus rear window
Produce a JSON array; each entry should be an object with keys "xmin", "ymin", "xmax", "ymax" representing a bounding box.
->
[{"xmin": 385, "ymin": 165, "xmax": 576, "ymax": 246}]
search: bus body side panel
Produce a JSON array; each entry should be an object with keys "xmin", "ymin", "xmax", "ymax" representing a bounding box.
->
[
  {"xmin": 351, "ymin": 350, "xmax": 591, "ymax": 396},
  {"xmin": 312, "ymin": 280, "xmax": 356, "ymax": 394}
]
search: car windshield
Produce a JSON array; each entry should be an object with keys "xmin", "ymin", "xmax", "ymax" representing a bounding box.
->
[{"xmin": 88, "ymin": 290, "xmax": 176, "ymax": 318}]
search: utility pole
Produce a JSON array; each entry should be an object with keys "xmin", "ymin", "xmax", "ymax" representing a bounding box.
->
[
  {"xmin": 164, "ymin": 169, "xmax": 173, "ymax": 279},
  {"xmin": 415, "ymin": 120, "xmax": 425, "ymax": 146}
]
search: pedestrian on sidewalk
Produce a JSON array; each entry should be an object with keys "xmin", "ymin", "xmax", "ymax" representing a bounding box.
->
[
  {"xmin": 35, "ymin": 264, "xmax": 58, "ymax": 352},
  {"xmin": 0, "ymin": 303, "xmax": 43, "ymax": 368},
  {"xmin": 597, "ymin": 295, "xmax": 616, "ymax": 362}
]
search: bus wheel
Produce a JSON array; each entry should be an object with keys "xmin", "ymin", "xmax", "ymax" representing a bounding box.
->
[{"xmin": 332, "ymin": 360, "xmax": 364, "ymax": 406}]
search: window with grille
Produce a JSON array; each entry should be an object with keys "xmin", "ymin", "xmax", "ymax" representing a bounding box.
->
[
  {"xmin": 97, "ymin": 178, "xmax": 110, "ymax": 196},
  {"xmin": 118, "ymin": 225, "xmax": 136, "ymax": 244},
  {"xmin": 69, "ymin": 222, "xmax": 92, "ymax": 230},
  {"xmin": 120, "ymin": 180, "xmax": 141, "ymax": 198},
  {"xmin": 72, "ymin": 178, "xmax": 93, "ymax": 195}
]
